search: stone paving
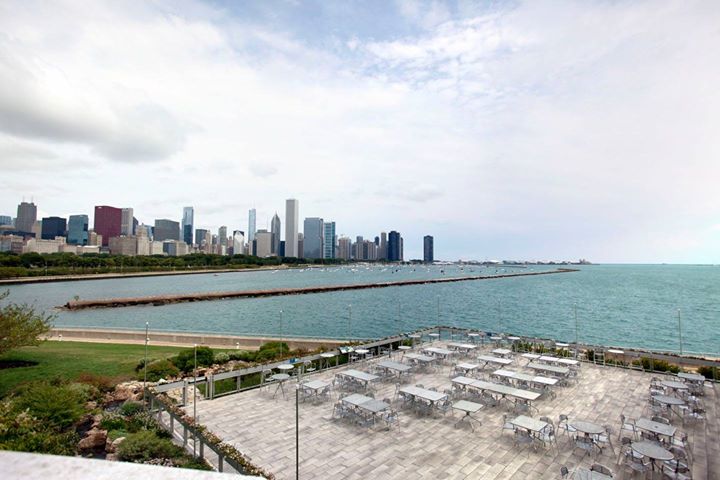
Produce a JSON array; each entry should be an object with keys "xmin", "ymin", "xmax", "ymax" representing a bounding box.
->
[{"xmin": 187, "ymin": 344, "xmax": 718, "ymax": 479}]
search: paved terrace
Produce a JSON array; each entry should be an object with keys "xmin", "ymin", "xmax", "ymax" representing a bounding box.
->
[{"xmin": 186, "ymin": 343, "xmax": 718, "ymax": 479}]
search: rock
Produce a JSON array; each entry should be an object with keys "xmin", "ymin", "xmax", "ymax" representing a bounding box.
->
[
  {"xmin": 78, "ymin": 428, "xmax": 107, "ymax": 451},
  {"xmin": 90, "ymin": 414, "xmax": 102, "ymax": 429},
  {"xmin": 105, "ymin": 453, "xmax": 119, "ymax": 461},
  {"xmin": 105, "ymin": 436, "xmax": 125, "ymax": 453}
]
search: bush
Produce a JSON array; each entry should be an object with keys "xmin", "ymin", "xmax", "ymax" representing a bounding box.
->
[
  {"xmin": 636, "ymin": 357, "xmax": 681, "ymax": 374},
  {"xmin": 118, "ymin": 430, "xmax": 184, "ymax": 462},
  {"xmin": 229, "ymin": 350, "xmax": 256, "ymax": 362},
  {"xmin": 135, "ymin": 358, "xmax": 156, "ymax": 372},
  {"xmin": 100, "ymin": 412, "xmax": 127, "ymax": 431},
  {"xmin": 0, "ymin": 400, "xmax": 79, "ymax": 455},
  {"xmin": 140, "ymin": 359, "xmax": 180, "ymax": 382},
  {"xmin": 14, "ymin": 382, "xmax": 86, "ymax": 430},
  {"xmin": 77, "ymin": 372, "xmax": 116, "ymax": 393},
  {"xmin": 173, "ymin": 347, "xmax": 214, "ymax": 373},
  {"xmin": 697, "ymin": 366, "xmax": 718, "ymax": 380},
  {"xmin": 214, "ymin": 352, "xmax": 230, "ymax": 364},
  {"xmin": 120, "ymin": 400, "xmax": 144, "ymax": 417}
]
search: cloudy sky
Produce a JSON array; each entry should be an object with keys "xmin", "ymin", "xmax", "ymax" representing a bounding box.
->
[{"xmin": 1, "ymin": 0, "xmax": 719, "ymax": 263}]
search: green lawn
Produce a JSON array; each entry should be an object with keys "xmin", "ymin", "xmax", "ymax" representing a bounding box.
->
[{"xmin": 0, "ymin": 341, "xmax": 187, "ymax": 397}]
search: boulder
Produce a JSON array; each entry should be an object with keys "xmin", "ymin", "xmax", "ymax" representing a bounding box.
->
[
  {"xmin": 105, "ymin": 436, "xmax": 125, "ymax": 453},
  {"xmin": 78, "ymin": 428, "xmax": 107, "ymax": 451},
  {"xmin": 105, "ymin": 453, "xmax": 119, "ymax": 462}
]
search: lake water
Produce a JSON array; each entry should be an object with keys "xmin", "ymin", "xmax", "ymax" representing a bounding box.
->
[{"xmin": 3, "ymin": 264, "xmax": 719, "ymax": 355}]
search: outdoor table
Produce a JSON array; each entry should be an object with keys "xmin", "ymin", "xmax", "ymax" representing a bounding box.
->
[
  {"xmin": 337, "ymin": 369, "xmax": 379, "ymax": 382},
  {"xmin": 636, "ymin": 418, "xmax": 677, "ymax": 439},
  {"xmin": 398, "ymin": 345, "xmax": 412, "ymax": 351},
  {"xmin": 377, "ymin": 360, "xmax": 412, "ymax": 376},
  {"xmin": 555, "ymin": 358, "xmax": 580, "ymax": 366},
  {"xmin": 570, "ymin": 421, "xmax": 606, "ymax": 436},
  {"xmin": 467, "ymin": 333, "xmax": 480, "ymax": 344},
  {"xmin": 300, "ymin": 380, "xmax": 330, "ymax": 401},
  {"xmin": 507, "ymin": 336, "xmax": 521, "ymax": 341},
  {"xmin": 477, "ymin": 355, "xmax": 513, "ymax": 367},
  {"xmin": 571, "ymin": 467, "xmax": 612, "ymax": 480},
  {"xmin": 492, "ymin": 348, "xmax": 512, "ymax": 357},
  {"xmin": 607, "ymin": 349, "xmax": 624, "ymax": 355},
  {"xmin": 531, "ymin": 376, "xmax": 558, "ymax": 386},
  {"xmin": 451, "ymin": 400, "xmax": 483, "ymax": 431},
  {"xmin": 490, "ymin": 336, "xmax": 503, "ymax": 343},
  {"xmin": 341, "ymin": 393, "xmax": 373, "ymax": 407},
  {"xmin": 423, "ymin": 346, "xmax": 453, "ymax": 357},
  {"xmin": 661, "ymin": 380, "xmax": 689, "ymax": 391},
  {"xmin": 355, "ymin": 348, "xmax": 369, "ymax": 356},
  {"xmin": 447, "ymin": 342, "xmax": 477, "ymax": 352},
  {"xmin": 470, "ymin": 380, "xmax": 541, "ymax": 402},
  {"xmin": 652, "ymin": 395, "xmax": 686, "ymax": 419},
  {"xmin": 320, "ymin": 352, "xmax": 336, "ymax": 369},
  {"xmin": 555, "ymin": 342, "xmax": 570, "ymax": 348},
  {"xmin": 409, "ymin": 334, "xmax": 422, "ymax": 347},
  {"xmin": 538, "ymin": 355, "xmax": 560, "ymax": 363},
  {"xmin": 399, "ymin": 386, "xmax": 447, "ymax": 404},
  {"xmin": 271, "ymin": 373, "xmax": 291, "ymax": 399},
  {"xmin": 452, "ymin": 376, "xmax": 479, "ymax": 387},
  {"xmin": 522, "ymin": 353, "xmax": 541, "ymax": 360},
  {"xmin": 277, "ymin": 364, "xmax": 295, "ymax": 372},
  {"xmin": 428, "ymin": 333, "xmax": 440, "ymax": 342},
  {"xmin": 631, "ymin": 441, "xmax": 674, "ymax": 473},
  {"xmin": 357, "ymin": 399, "xmax": 390, "ymax": 414},
  {"xmin": 455, "ymin": 363, "xmax": 480, "ymax": 375},
  {"xmin": 510, "ymin": 415, "xmax": 548, "ymax": 433},
  {"xmin": 404, "ymin": 353, "xmax": 436, "ymax": 365},
  {"xmin": 527, "ymin": 363, "xmax": 570, "ymax": 376},
  {"xmin": 677, "ymin": 372, "xmax": 705, "ymax": 383}
]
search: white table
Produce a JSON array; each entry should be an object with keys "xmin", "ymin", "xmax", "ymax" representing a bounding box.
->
[
  {"xmin": 661, "ymin": 380, "xmax": 688, "ymax": 391},
  {"xmin": 277, "ymin": 364, "xmax": 295, "ymax": 372},
  {"xmin": 300, "ymin": 380, "xmax": 330, "ymax": 401},
  {"xmin": 635, "ymin": 418, "xmax": 676, "ymax": 438},
  {"xmin": 469, "ymin": 380, "xmax": 542, "ymax": 402},
  {"xmin": 527, "ymin": 363, "xmax": 570, "ymax": 376},
  {"xmin": 492, "ymin": 348, "xmax": 512, "ymax": 357},
  {"xmin": 571, "ymin": 467, "xmax": 612, "ymax": 480},
  {"xmin": 377, "ymin": 360, "xmax": 412, "ymax": 375},
  {"xmin": 522, "ymin": 353, "xmax": 541, "ymax": 360},
  {"xmin": 320, "ymin": 352, "xmax": 336, "ymax": 369},
  {"xmin": 271, "ymin": 373, "xmax": 291, "ymax": 399},
  {"xmin": 404, "ymin": 353, "xmax": 436, "ymax": 364},
  {"xmin": 510, "ymin": 415, "xmax": 548, "ymax": 433},
  {"xmin": 454, "ymin": 363, "xmax": 480, "ymax": 376},
  {"xmin": 677, "ymin": 372, "xmax": 705, "ymax": 383},
  {"xmin": 447, "ymin": 342, "xmax": 477, "ymax": 352},
  {"xmin": 652, "ymin": 394, "xmax": 686, "ymax": 419},
  {"xmin": 399, "ymin": 386, "xmax": 447, "ymax": 403},
  {"xmin": 341, "ymin": 393, "xmax": 373, "ymax": 407},
  {"xmin": 423, "ymin": 347, "xmax": 454, "ymax": 357},
  {"xmin": 477, "ymin": 355, "xmax": 513, "ymax": 367},
  {"xmin": 631, "ymin": 441, "xmax": 674, "ymax": 473},
  {"xmin": 452, "ymin": 400, "xmax": 483, "ymax": 431}
]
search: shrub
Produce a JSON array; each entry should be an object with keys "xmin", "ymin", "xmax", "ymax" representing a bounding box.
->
[
  {"xmin": 140, "ymin": 359, "xmax": 180, "ymax": 382},
  {"xmin": 0, "ymin": 400, "xmax": 79, "ymax": 455},
  {"xmin": 214, "ymin": 352, "xmax": 230, "ymax": 364},
  {"xmin": 229, "ymin": 350, "xmax": 256, "ymax": 362},
  {"xmin": 77, "ymin": 372, "xmax": 116, "ymax": 393},
  {"xmin": 14, "ymin": 382, "xmax": 85, "ymax": 430},
  {"xmin": 173, "ymin": 347, "xmax": 214, "ymax": 373},
  {"xmin": 697, "ymin": 366, "xmax": 718, "ymax": 380},
  {"xmin": 637, "ymin": 357, "xmax": 680, "ymax": 374},
  {"xmin": 120, "ymin": 401, "xmax": 144, "ymax": 417},
  {"xmin": 100, "ymin": 412, "xmax": 127, "ymax": 431},
  {"xmin": 117, "ymin": 430, "xmax": 183, "ymax": 462},
  {"xmin": 134, "ymin": 358, "xmax": 157, "ymax": 372}
]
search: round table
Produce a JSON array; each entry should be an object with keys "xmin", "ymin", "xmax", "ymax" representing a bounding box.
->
[
  {"xmin": 320, "ymin": 352, "xmax": 336, "ymax": 369},
  {"xmin": 355, "ymin": 348, "xmax": 369, "ymax": 355},
  {"xmin": 661, "ymin": 381, "xmax": 688, "ymax": 391},
  {"xmin": 507, "ymin": 336, "xmax": 521, "ymax": 341},
  {"xmin": 277, "ymin": 364, "xmax": 295, "ymax": 372},
  {"xmin": 570, "ymin": 421, "xmax": 606, "ymax": 436},
  {"xmin": 398, "ymin": 345, "xmax": 411, "ymax": 350},
  {"xmin": 270, "ymin": 373, "xmax": 291, "ymax": 399},
  {"xmin": 631, "ymin": 441, "xmax": 674, "ymax": 472},
  {"xmin": 467, "ymin": 333, "xmax": 480, "ymax": 344}
]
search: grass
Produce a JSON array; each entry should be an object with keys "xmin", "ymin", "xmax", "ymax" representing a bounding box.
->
[{"xmin": 0, "ymin": 341, "xmax": 186, "ymax": 398}]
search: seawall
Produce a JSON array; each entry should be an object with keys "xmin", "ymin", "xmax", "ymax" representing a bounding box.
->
[{"xmin": 62, "ymin": 268, "xmax": 578, "ymax": 310}]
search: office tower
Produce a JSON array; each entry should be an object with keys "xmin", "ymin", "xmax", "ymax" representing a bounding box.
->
[
  {"xmin": 195, "ymin": 228, "xmax": 208, "ymax": 248},
  {"xmin": 154, "ymin": 219, "xmax": 180, "ymax": 242},
  {"xmin": 248, "ymin": 208, "xmax": 256, "ymax": 244},
  {"xmin": 279, "ymin": 240, "xmax": 285, "ymax": 257},
  {"xmin": 354, "ymin": 236, "xmax": 364, "ymax": 260},
  {"xmin": 203, "ymin": 230, "xmax": 212, "ymax": 252},
  {"xmin": 136, "ymin": 227, "xmax": 150, "ymax": 255},
  {"xmin": 271, "ymin": 213, "xmax": 281, "ymax": 254},
  {"xmin": 218, "ymin": 226, "xmax": 228, "ymax": 254},
  {"xmin": 297, "ymin": 232, "xmax": 304, "ymax": 258},
  {"xmin": 137, "ymin": 224, "xmax": 152, "ymax": 240},
  {"xmin": 16, "ymin": 201, "xmax": 37, "ymax": 233},
  {"xmin": 285, "ymin": 199, "xmax": 299, "ymax": 257},
  {"xmin": 120, "ymin": 208, "xmax": 134, "ymax": 236},
  {"xmin": 400, "ymin": 236, "xmax": 404, "ymax": 261},
  {"xmin": 233, "ymin": 231, "xmax": 245, "ymax": 255},
  {"xmin": 379, "ymin": 232, "xmax": 387, "ymax": 260},
  {"xmin": 67, "ymin": 215, "xmax": 89, "ymax": 245},
  {"xmin": 0, "ymin": 215, "xmax": 11, "ymax": 226},
  {"xmin": 323, "ymin": 222, "xmax": 336, "ymax": 259},
  {"xmin": 303, "ymin": 217, "xmax": 324, "ymax": 259},
  {"xmin": 163, "ymin": 240, "xmax": 188, "ymax": 256},
  {"xmin": 182, "ymin": 207, "xmax": 194, "ymax": 245},
  {"xmin": 337, "ymin": 236, "xmax": 351, "ymax": 260},
  {"xmin": 87, "ymin": 230, "xmax": 101, "ymax": 246},
  {"xmin": 424, "ymin": 235, "xmax": 434, "ymax": 263},
  {"xmin": 109, "ymin": 236, "xmax": 137, "ymax": 256},
  {"xmin": 40, "ymin": 217, "xmax": 67, "ymax": 240},
  {"xmin": 255, "ymin": 230, "xmax": 273, "ymax": 257},
  {"xmin": 388, "ymin": 231, "xmax": 401, "ymax": 261},
  {"xmin": 94, "ymin": 206, "xmax": 122, "ymax": 246}
]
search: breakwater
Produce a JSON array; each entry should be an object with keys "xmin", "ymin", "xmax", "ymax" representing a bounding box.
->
[{"xmin": 62, "ymin": 268, "xmax": 577, "ymax": 310}]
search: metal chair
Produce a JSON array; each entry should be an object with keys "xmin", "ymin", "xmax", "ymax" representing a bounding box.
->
[
  {"xmin": 560, "ymin": 466, "xmax": 569, "ymax": 478},
  {"xmin": 618, "ymin": 414, "xmax": 638, "ymax": 440},
  {"xmin": 590, "ymin": 463, "xmax": 614, "ymax": 477},
  {"xmin": 558, "ymin": 414, "xmax": 577, "ymax": 437}
]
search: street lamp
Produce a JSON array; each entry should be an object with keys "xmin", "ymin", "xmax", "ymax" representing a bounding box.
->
[
  {"xmin": 574, "ymin": 304, "xmax": 578, "ymax": 359},
  {"xmin": 677, "ymin": 309, "xmax": 683, "ymax": 356},
  {"xmin": 295, "ymin": 384, "xmax": 300, "ymax": 480},
  {"xmin": 193, "ymin": 344, "xmax": 197, "ymax": 457},
  {"xmin": 348, "ymin": 304, "xmax": 352, "ymax": 340},
  {"xmin": 279, "ymin": 309, "xmax": 284, "ymax": 359},
  {"xmin": 143, "ymin": 322, "xmax": 149, "ymax": 404}
]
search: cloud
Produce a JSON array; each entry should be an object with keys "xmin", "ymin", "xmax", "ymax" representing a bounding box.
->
[{"xmin": 248, "ymin": 161, "xmax": 278, "ymax": 178}]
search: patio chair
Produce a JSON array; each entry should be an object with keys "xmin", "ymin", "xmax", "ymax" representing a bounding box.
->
[
  {"xmin": 537, "ymin": 424, "xmax": 557, "ymax": 450},
  {"xmin": 651, "ymin": 415, "xmax": 671, "ymax": 425},
  {"xmin": 660, "ymin": 465, "xmax": 692, "ymax": 480},
  {"xmin": 540, "ymin": 416, "xmax": 554, "ymax": 427},
  {"xmin": 558, "ymin": 414, "xmax": 577, "ymax": 437},
  {"xmin": 624, "ymin": 454, "xmax": 651, "ymax": 477},
  {"xmin": 383, "ymin": 409, "xmax": 400, "ymax": 429},
  {"xmin": 590, "ymin": 463, "xmax": 614, "ymax": 477},
  {"xmin": 616, "ymin": 436, "xmax": 633, "ymax": 465},
  {"xmin": 501, "ymin": 414, "xmax": 515, "ymax": 435},
  {"xmin": 665, "ymin": 446, "xmax": 691, "ymax": 473},
  {"xmin": 574, "ymin": 435, "xmax": 595, "ymax": 458},
  {"xmin": 618, "ymin": 414, "xmax": 638, "ymax": 440},
  {"xmin": 594, "ymin": 425, "xmax": 615, "ymax": 454},
  {"xmin": 671, "ymin": 432, "xmax": 692, "ymax": 461},
  {"xmin": 437, "ymin": 398, "xmax": 453, "ymax": 416},
  {"xmin": 514, "ymin": 429, "xmax": 534, "ymax": 449}
]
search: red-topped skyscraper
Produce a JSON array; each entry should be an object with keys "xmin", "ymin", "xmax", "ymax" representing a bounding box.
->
[{"xmin": 94, "ymin": 205, "xmax": 122, "ymax": 246}]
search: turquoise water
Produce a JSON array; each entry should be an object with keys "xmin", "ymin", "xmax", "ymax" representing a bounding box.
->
[{"xmin": 3, "ymin": 264, "xmax": 719, "ymax": 355}]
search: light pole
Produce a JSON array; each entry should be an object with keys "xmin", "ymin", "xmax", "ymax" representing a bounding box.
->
[
  {"xmin": 348, "ymin": 304, "xmax": 352, "ymax": 340},
  {"xmin": 279, "ymin": 309, "xmax": 284, "ymax": 359},
  {"xmin": 436, "ymin": 296, "xmax": 440, "ymax": 325},
  {"xmin": 193, "ymin": 343, "xmax": 197, "ymax": 457},
  {"xmin": 295, "ymin": 385, "xmax": 299, "ymax": 480},
  {"xmin": 143, "ymin": 322, "xmax": 149, "ymax": 404},
  {"xmin": 574, "ymin": 304, "xmax": 578, "ymax": 359},
  {"xmin": 677, "ymin": 309, "xmax": 683, "ymax": 356}
]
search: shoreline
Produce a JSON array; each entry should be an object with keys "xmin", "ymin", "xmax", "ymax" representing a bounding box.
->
[
  {"xmin": 47, "ymin": 327, "xmax": 347, "ymax": 351},
  {"xmin": 62, "ymin": 268, "xmax": 578, "ymax": 310}
]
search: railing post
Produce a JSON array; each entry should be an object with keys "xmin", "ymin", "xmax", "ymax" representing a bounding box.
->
[
  {"xmin": 182, "ymin": 379, "xmax": 187, "ymax": 405},
  {"xmin": 199, "ymin": 439, "xmax": 204, "ymax": 458},
  {"xmin": 183, "ymin": 425, "xmax": 188, "ymax": 447},
  {"xmin": 218, "ymin": 453, "xmax": 224, "ymax": 472}
]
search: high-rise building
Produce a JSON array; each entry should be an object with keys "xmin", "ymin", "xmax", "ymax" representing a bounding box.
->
[
  {"xmin": 279, "ymin": 240, "xmax": 286, "ymax": 257},
  {"xmin": 337, "ymin": 236, "xmax": 351, "ymax": 260},
  {"xmin": 94, "ymin": 206, "xmax": 122, "ymax": 247},
  {"xmin": 248, "ymin": 208, "xmax": 256, "ymax": 244},
  {"xmin": 284, "ymin": 199, "xmax": 299, "ymax": 257},
  {"xmin": 232, "ymin": 231, "xmax": 245, "ymax": 255},
  {"xmin": 0, "ymin": 215, "xmax": 12, "ymax": 226},
  {"xmin": 297, "ymin": 232, "xmax": 304, "ymax": 258},
  {"xmin": 255, "ymin": 230, "xmax": 273, "ymax": 257},
  {"xmin": 120, "ymin": 208, "xmax": 134, "ymax": 236},
  {"xmin": 388, "ymin": 231, "xmax": 402, "ymax": 261},
  {"xmin": 154, "ymin": 219, "xmax": 180, "ymax": 242},
  {"xmin": 195, "ymin": 228, "xmax": 208, "ymax": 248},
  {"xmin": 16, "ymin": 201, "xmax": 37, "ymax": 233},
  {"xmin": 218, "ymin": 226, "xmax": 228, "ymax": 254},
  {"xmin": 87, "ymin": 230, "xmax": 101, "ymax": 246},
  {"xmin": 423, "ymin": 235, "xmax": 434, "ymax": 263},
  {"xmin": 354, "ymin": 236, "xmax": 364, "ymax": 260},
  {"xmin": 182, "ymin": 207, "xmax": 194, "ymax": 245},
  {"xmin": 109, "ymin": 235, "xmax": 137, "ymax": 256},
  {"xmin": 323, "ymin": 222, "xmax": 336, "ymax": 259},
  {"xmin": 379, "ymin": 232, "xmax": 387, "ymax": 260},
  {"xmin": 271, "ymin": 213, "xmax": 281, "ymax": 255},
  {"xmin": 40, "ymin": 216, "xmax": 66, "ymax": 240},
  {"xmin": 303, "ymin": 217, "xmax": 324, "ymax": 259},
  {"xmin": 67, "ymin": 215, "xmax": 89, "ymax": 245}
]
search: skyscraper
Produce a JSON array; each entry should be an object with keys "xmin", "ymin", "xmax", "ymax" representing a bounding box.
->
[
  {"xmin": 270, "ymin": 213, "xmax": 281, "ymax": 255},
  {"xmin": 218, "ymin": 226, "xmax": 228, "ymax": 251},
  {"xmin": 424, "ymin": 235, "xmax": 434, "ymax": 263},
  {"xmin": 303, "ymin": 217, "xmax": 324, "ymax": 259},
  {"xmin": 94, "ymin": 205, "xmax": 122, "ymax": 246},
  {"xmin": 0, "ymin": 215, "xmax": 12, "ymax": 226},
  {"xmin": 379, "ymin": 232, "xmax": 387, "ymax": 260},
  {"xmin": 323, "ymin": 222, "xmax": 336, "ymax": 259},
  {"xmin": 232, "ymin": 231, "xmax": 245, "ymax": 255},
  {"xmin": 195, "ymin": 228, "xmax": 208, "ymax": 249},
  {"xmin": 120, "ymin": 208, "xmax": 134, "ymax": 236},
  {"xmin": 154, "ymin": 219, "xmax": 180, "ymax": 242},
  {"xmin": 41, "ymin": 216, "xmax": 66, "ymax": 240},
  {"xmin": 67, "ymin": 215, "xmax": 89, "ymax": 245},
  {"xmin": 255, "ymin": 230, "xmax": 273, "ymax": 257},
  {"xmin": 284, "ymin": 199, "xmax": 299, "ymax": 257},
  {"xmin": 337, "ymin": 236, "xmax": 351, "ymax": 260},
  {"xmin": 182, "ymin": 207, "xmax": 194, "ymax": 246},
  {"xmin": 388, "ymin": 231, "xmax": 402, "ymax": 262},
  {"xmin": 15, "ymin": 201, "xmax": 37, "ymax": 233},
  {"xmin": 248, "ymin": 208, "xmax": 256, "ymax": 244}
]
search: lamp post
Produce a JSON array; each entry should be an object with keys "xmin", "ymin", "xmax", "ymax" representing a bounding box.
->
[
  {"xmin": 677, "ymin": 309, "xmax": 683, "ymax": 356},
  {"xmin": 574, "ymin": 303, "xmax": 578, "ymax": 359},
  {"xmin": 280, "ymin": 309, "xmax": 284, "ymax": 359},
  {"xmin": 295, "ymin": 384, "xmax": 299, "ymax": 480},
  {"xmin": 193, "ymin": 343, "xmax": 198, "ymax": 457},
  {"xmin": 348, "ymin": 304, "xmax": 352, "ymax": 340},
  {"xmin": 143, "ymin": 322, "xmax": 149, "ymax": 404}
]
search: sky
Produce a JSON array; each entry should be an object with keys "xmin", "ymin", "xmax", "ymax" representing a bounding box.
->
[{"xmin": 1, "ymin": 0, "xmax": 719, "ymax": 263}]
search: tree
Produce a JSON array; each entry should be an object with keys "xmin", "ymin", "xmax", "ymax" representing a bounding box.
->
[{"xmin": 0, "ymin": 291, "xmax": 54, "ymax": 355}]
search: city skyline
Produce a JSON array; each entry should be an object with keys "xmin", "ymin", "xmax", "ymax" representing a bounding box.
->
[{"xmin": 1, "ymin": 2, "xmax": 719, "ymax": 263}]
